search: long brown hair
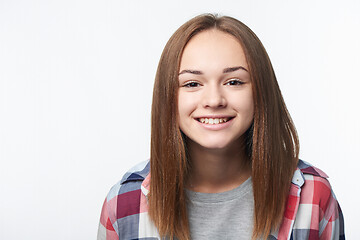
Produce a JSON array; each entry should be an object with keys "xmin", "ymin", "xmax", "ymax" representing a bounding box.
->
[{"xmin": 149, "ymin": 13, "xmax": 299, "ymax": 239}]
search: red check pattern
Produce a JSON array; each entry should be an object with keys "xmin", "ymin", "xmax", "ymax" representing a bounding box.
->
[{"xmin": 276, "ymin": 162, "xmax": 345, "ymax": 239}]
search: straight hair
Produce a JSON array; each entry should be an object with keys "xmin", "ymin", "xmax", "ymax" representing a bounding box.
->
[{"xmin": 149, "ymin": 13, "xmax": 299, "ymax": 240}]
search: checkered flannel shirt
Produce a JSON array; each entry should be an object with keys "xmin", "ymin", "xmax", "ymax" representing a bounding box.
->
[{"xmin": 97, "ymin": 159, "xmax": 345, "ymax": 240}]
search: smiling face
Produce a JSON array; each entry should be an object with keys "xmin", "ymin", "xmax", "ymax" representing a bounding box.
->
[{"xmin": 178, "ymin": 29, "xmax": 254, "ymax": 151}]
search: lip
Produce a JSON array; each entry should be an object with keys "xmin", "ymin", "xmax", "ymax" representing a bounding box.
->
[
  {"xmin": 194, "ymin": 115, "xmax": 235, "ymax": 119},
  {"xmin": 195, "ymin": 116, "xmax": 235, "ymax": 130}
]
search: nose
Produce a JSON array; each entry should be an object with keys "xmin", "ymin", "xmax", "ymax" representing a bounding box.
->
[{"xmin": 202, "ymin": 84, "xmax": 227, "ymax": 108}]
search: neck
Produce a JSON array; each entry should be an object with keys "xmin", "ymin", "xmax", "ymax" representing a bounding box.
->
[{"xmin": 186, "ymin": 138, "xmax": 251, "ymax": 193}]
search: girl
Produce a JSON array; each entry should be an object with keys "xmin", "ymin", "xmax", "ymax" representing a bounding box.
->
[{"xmin": 98, "ymin": 14, "xmax": 344, "ymax": 240}]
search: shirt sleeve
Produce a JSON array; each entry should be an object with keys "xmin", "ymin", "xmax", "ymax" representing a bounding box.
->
[
  {"xmin": 319, "ymin": 190, "xmax": 345, "ymax": 240},
  {"xmin": 97, "ymin": 197, "xmax": 119, "ymax": 240}
]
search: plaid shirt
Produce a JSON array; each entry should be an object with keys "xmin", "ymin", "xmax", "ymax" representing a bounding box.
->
[{"xmin": 97, "ymin": 160, "xmax": 345, "ymax": 240}]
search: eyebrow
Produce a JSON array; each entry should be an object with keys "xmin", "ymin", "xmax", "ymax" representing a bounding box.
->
[
  {"xmin": 223, "ymin": 66, "xmax": 248, "ymax": 73},
  {"xmin": 178, "ymin": 66, "xmax": 248, "ymax": 75},
  {"xmin": 178, "ymin": 69, "xmax": 203, "ymax": 75}
]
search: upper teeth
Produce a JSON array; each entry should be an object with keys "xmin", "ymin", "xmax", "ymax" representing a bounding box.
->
[{"xmin": 199, "ymin": 118, "xmax": 229, "ymax": 124}]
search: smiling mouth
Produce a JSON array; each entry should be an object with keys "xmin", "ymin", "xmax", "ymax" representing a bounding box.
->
[{"xmin": 196, "ymin": 117, "xmax": 234, "ymax": 125}]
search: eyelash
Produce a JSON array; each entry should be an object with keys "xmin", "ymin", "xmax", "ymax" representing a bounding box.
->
[
  {"xmin": 182, "ymin": 79, "xmax": 244, "ymax": 88},
  {"xmin": 183, "ymin": 81, "xmax": 201, "ymax": 88},
  {"xmin": 225, "ymin": 79, "xmax": 244, "ymax": 86}
]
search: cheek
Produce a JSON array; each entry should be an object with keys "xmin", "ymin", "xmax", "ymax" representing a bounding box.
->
[
  {"xmin": 177, "ymin": 93, "xmax": 189, "ymax": 130},
  {"xmin": 246, "ymin": 96, "xmax": 255, "ymax": 117},
  {"xmin": 177, "ymin": 92, "xmax": 197, "ymax": 117},
  {"xmin": 245, "ymin": 99, "xmax": 255, "ymax": 120},
  {"xmin": 232, "ymin": 91, "xmax": 254, "ymax": 118}
]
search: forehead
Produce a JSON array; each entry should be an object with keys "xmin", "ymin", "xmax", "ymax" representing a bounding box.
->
[{"xmin": 180, "ymin": 29, "xmax": 248, "ymax": 70}]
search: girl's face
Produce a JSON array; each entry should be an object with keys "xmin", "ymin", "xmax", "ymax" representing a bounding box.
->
[{"xmin": 178, "ymin": 30, "xmax": 254, "ymax": 151}]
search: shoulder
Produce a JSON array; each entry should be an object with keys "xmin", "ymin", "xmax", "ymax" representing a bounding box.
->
[
  {"xmin": 281, "ymin": 161, "xmax": 345, "ymax": 238},
  {"xmin": 103, "ymin": 159, "xmax": 150, "ymax": 224},
  {"xmin": 290, "ymin": 160, "xmax": 345, "ymax": 238},
  {"xmin": 106, "ymin": 159, "xmax": 150, "ymax": 202},
  {"xmin": 295, "ymin": 159, "xmax": 333, "ymax": 202},
  {"xmin": 105, "ymin": 159, "xmax": 150, "ymax": 221},
  {"xmin": 297, "ymin": 159, "xmax": 329, "ymax": 179},
  {"xmin": 98, "ymin": 160, "xmax": 152, "ymax": 239},
  {"xmin": 296, "ymin": 160, "xmax": 336, "ymax": 206}
]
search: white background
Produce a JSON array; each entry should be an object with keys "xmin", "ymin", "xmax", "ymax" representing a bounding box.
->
[{"xmin": 0, "ymin": 0, "xmax": 359, "ymax": 239}]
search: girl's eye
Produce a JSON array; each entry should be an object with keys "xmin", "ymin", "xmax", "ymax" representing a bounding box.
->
[
  {"xmin": 183, "ymin": 81, "xmax": 200, "ymax": 88},
  {"xmin": 225, "ymin": 79, "xmax": 244, "ymax": 86}
]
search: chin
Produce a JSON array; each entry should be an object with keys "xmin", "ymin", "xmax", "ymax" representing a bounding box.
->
[{"xmin": 197, "ymin": 141, "xmax": 234, "ymax": 150}]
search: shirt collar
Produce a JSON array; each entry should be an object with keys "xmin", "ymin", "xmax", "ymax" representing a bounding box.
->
[
  {"xmin": 291, "ymin": 168, "xmax": 305, "ymax": 188},
  {"xmin": 120, "ymin": 159, "xmax": 150, "ymax": 184}
]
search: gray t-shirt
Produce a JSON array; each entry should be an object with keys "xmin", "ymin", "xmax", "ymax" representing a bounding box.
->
[{"xmin": 186, "ymin": 178, "xmax": 254, "ymax": 240}]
